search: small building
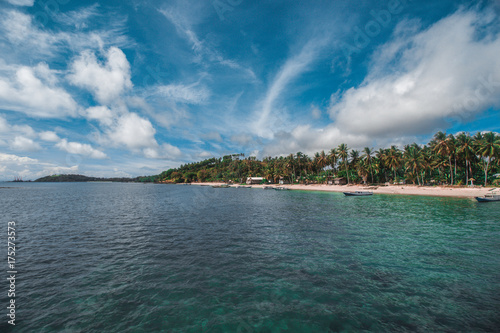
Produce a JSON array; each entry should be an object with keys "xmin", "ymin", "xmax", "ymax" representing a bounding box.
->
[
  {"xmin": 279, "ymin": 177, "xmax": 290, "ymax": 185},
  {"xmin": 333, "ymin": 177, "xmax": 347, "ymax": 185},
  {"xmin": 246, "ymin": 177, "xmax": 264, "ymax": 185}
]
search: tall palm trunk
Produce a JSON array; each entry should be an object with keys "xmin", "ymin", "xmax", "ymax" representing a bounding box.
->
[
  {"xmin": 448, "ymin": 156, "xmax": 453, "ymax": 185},
  {"xmin": 484, "ymin": 157, "xmax": 491, "ymax": 186},
  {"xmin": 465, "ymin": 160, "xmax": 469, "ymax": 186},
  {"xmin": 344, "ymin": 160, "xmax": 350, "ymax": 184}
]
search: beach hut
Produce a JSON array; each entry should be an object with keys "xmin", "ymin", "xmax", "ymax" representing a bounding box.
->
[
  {"xmin": 334, "ymin": 177, "xmax": 347, "ymax": 185},
  {"xmin": 246, "ymin": 177, "xmax": 264, "ymax": 185}
]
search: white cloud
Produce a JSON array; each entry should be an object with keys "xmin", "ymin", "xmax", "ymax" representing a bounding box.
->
[
  {"xmin": 84, "ymin": 106, "xmax": 114, "ymax": 126},
  {"xmin": 154, "ymin": 83, "xmax": 210, "ymax": 104},
  {"xmin": 159, "ymin": 7, "xmax": 256, "ymax": 79},
  {"xmin": 10, "ymin": 136, "xmax": 41, "ymax": 152},
  {"xmin": 68, "ymin": 47, "xmax": 132, "ymax": 104},
  {"xmin": 329, "ymin": 9, "xmax": 500, "ymax": 137},
  {"xmin": 261, "ymin": 125, "xmax": 370, "ymax": 157},
  {"xmin": 0, "ymin": 64, "xmax": 78, "ymax": 118},
  {"xmin": 201, "ymin": 131, "xmax": 223, "ymax": 142},
  {"xmin": 5, "ymin": 0, "xmax": 34, "ymax": 6},
  {"xmin": 143, "ymin": 143, "xmax": 182, "ymax": 159},
  {"xmin": 253, "ymin": 39, "xmax": 324, "ymax": 138},
  {"xmin": 0, "ymin": 152, "xmax": 82, "ymax": 181},
  {"xmin": 230, "ymin": 133, "xmax": 253, "ymax": 145},
  {"xmin": 106, "ymin": 113, "xmax": 157, "ymax": 150},
  {"xmin": 39, "ymin": 131, "xmax": 60, "ymax": 142},
  {"xmin": 0, "ymin": 152, "xmax": 38, "ymax": 164},
  {"xmin": 56, "ymin": 139, "xmax": 107, "ymax": 159}
]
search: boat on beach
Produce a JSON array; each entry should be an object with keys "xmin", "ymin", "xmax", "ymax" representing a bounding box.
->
[
  {"xmin": 212, "ymin": 184, "xmax": 230, "ymax": 188},
  {"xmin": 343, "ymin": 191, "xmax": 373, "ymax": 196},
  {"xmin": 475, "ymin": 189, "xmax": 500, "ymax": 202},
  {"xmin": 236, "ymin": 185, "xmax": 252, "ymax": 188},
  {"xmin": 274, "ymin": 187, "xmax": 290, "ymax": 191}
]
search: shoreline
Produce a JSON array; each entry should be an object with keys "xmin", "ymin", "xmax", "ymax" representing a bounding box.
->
[{"xmin": 193, "ymin": 182, "xmax": 495, "ymax": 198}]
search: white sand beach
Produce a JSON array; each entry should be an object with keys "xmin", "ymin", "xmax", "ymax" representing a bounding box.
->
[{"xmin": 194, "ymin": 182, "xmax": 494, "ymax": 198}]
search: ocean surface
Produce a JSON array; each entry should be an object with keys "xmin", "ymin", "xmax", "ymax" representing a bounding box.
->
[{"xmin": 1, "ymin": 182, "xmax": 499, "ymax": 332}]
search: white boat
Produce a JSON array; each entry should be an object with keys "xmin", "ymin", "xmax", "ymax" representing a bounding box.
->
[
  {"xmin": 236, "ymin": 185, "xmax": 252, "ymax": 188},
  {"xmin": 475, "ymin": 189, "xmax": 500, "ymax": 202},
  {"xmin": 343, "ymin": 191, "xmax": 373, "ymax": 196}
]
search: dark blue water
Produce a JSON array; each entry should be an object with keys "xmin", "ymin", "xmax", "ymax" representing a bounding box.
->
[{"xmin": 1, "ymin": 183, "xmax": 499, "ymax": 332}]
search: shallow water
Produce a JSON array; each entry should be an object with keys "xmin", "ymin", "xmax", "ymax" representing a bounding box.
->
[{"xmin": 1, "ymin": 183, "xmax": 499, "ymax": 332}]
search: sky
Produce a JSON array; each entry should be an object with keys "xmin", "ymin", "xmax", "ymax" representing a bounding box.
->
[{"xmin": 0, "ymin": 0, "xmax": 500, "ymax": 180}]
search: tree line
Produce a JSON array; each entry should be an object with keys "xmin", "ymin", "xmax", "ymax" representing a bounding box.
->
[{"xmin": 157, "ymin": 131, "xmax": 500, "ymax": 186}]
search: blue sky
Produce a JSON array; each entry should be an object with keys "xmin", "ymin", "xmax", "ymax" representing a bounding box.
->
[{"xmin": 0, "ymin": 0, "xmax": 499, "ymax": 180}]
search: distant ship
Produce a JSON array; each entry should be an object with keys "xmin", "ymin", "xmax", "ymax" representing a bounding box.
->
[{"xmin": 13, "ymin": 176, "xmax": 23, "ymax": 182}]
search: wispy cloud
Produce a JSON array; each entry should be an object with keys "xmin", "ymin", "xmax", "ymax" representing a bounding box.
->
[
  {"xmin": 252, "ymin": 39, "xmax": 325, "ymax": 138},
  {"xmin": 158, "ymin": 6, "xmax": 256, "ymax": 80}
]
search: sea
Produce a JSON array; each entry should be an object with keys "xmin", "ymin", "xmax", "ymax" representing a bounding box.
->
[{"xmin": 1, "ymin": 182, "xmax": 499, "ymax": 332}]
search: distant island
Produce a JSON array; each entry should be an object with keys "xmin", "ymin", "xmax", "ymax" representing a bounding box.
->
[{"xmin": 35, "ymin": 174, "xmax": 155, "ymax": 183}]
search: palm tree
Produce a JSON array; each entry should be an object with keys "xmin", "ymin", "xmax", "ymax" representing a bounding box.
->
[
  {"xmin": 375, "ymin": 148, "xmax": 388, "ymax": 183},
  {"xmin": 432, "ymin": 131, "xmax": 454, "ymax": 185},
  {"xmin": 362, "ymin": 147, "xmax": 374, "ymax": 184},
  {"xmin": 287, "ymin": 153, "xmax": 296, "ymax": 183},
  {"xmin": 338, "ymin": 143, "xmax": 350, "ymax": 184},
  {"xmin": 457, "ymin": 132, "xmax": 475, "ymax": 186},
  {"xmin": 386, "ymin": 146, "xmax": 402, "ymax": 183},
  {"xmin": 404, "ymin": 144, "xmax": 423, "ymax": 185},
  {"xmin": 328, "ymin": 148, "xmax": 338, "ymax": 177},
  {"xmin": 475, "ymin": 132, "xmax": 500, "ymax": 186}
]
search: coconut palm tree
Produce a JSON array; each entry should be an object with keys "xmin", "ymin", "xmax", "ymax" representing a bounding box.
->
[
  {"xmin": 386, "ymin": 146, "xmax": 402, "ymax": 183},
  {"xmin": 328, "ymin": 148, "xmax": 338, "ymax": 176},
  {"xmin": 457, "ymin": 132, "xmax": 475, "ymax": 186},
  {"xmin": 338, "ymin": 143, "xmax": 350, "ymax": 184},
  {"xmin": 404, "ymin": 144, "xmax": 424, "ymax": 185},
  {"xmin": 362, "ymin": 147, "xmax": 374, "ymax": 184},
  {"xmin": 475, "ymin": 132, "xmax": 500, "ymax": 186},
  {"xmin": 432, "ymin": 131, "xmax": 454, "ymax": 185}
]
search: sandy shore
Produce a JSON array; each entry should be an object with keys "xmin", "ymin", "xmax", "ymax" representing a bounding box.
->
[{"xmin": 194, "ymin": 182, "xmax": 495, "ymax": 198}]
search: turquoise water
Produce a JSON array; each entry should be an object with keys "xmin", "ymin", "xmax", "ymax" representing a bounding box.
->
[{"xmin": 1, "ymin": 183, "xmax": 499, "ymax": 332}]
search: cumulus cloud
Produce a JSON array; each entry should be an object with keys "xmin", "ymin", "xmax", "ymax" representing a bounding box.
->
[
  {"xmin": 143, "ymin": 143, "xmax": 182, "ymax": 159},
  {"xmin": 84, "ymin": 106, "xmax": 114, "ymax": 126},
  {"xmin": 56, "ymin": 139, "xmax": 107, "ymax": 159},
  {"xmin": 10, "ymin": 136, "xmax": 41, "ymax": 152},
  {"xmin": 0, "ymin": 64, "xmax": 78, "ymax": 118},
  {"xmin": 39, "ymin": 131, "xmax": 60, "ymax": 142},
  {"xmin": 106, "ymin": 112, "xmax": 157, "ymax": 150},
  {"xmin": 329, "ymin": 9, "xmax": 500, "ymax": 137},
  {"xmin": 262, "ymin": 125, "xmax": 370, "ymax": 157},
  {"xmin": 68, "ymin": 47, "xmax": 132, "ymax": 105}
]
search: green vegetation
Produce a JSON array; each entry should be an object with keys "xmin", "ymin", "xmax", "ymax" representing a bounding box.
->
[
  {"xmin": 158, "ymin": 131, "xmax": 500, "ymax": 186},
  {"xmin": 35, "ymin": 174, "xmax": 154, "ymax": 183}
]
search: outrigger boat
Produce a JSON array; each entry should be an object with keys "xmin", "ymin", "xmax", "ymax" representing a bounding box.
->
[
  {"xmin": 343, "ymin": 191, "xmax": 373, "ymax": 196},
  {"xmin": 475, "ymin": 188, "xmax": 500, "ymax": 202},
  {"xmin": 212, "ymin": 184, "xmax": 230, "ymax": 188}
]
